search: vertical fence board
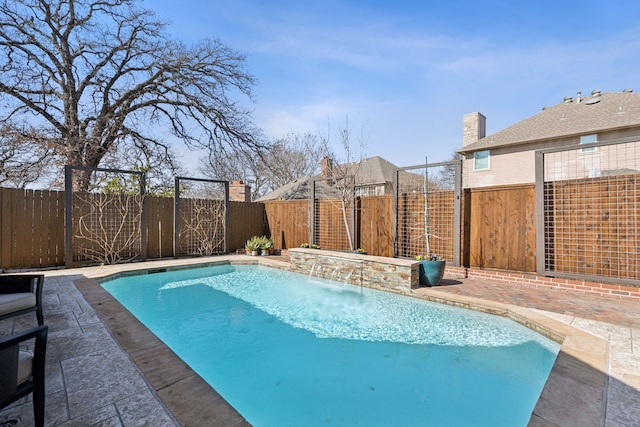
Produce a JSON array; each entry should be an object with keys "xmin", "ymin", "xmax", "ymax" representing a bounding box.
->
[
  {"xmin": 14, "ymin": 189, "xmax": 28, "ymax": 268},
  {"xmin": 31, "ymin": 190, "xmax": 42, "ymax": 268},
  {"xmin": 359, "ymin": 195, "xmax": 393, "ymax": 257},
  {"xmin": 545, "ymin": 175, "xmax": 640, "ymax": 280},
  {"xmin": 228, "ymin": 201, "xmax": 265, "ymax": 252},
  {"xmin": 263, "ymin": 200, "xmax": 309, "ymax": 249},
  {"xmin": 159, "ymin": 196, "xmax": 174, "ymax": 258},
  {"xmin": 467, "ymin": 185, "xmax": 537, "ymax": 272},
  {"xmin": 49, "ymin": 190, "xmax": 66, "ymax": 266},
  {"xmin": 145, "ymin": 196, "xmax": 159, "ymax": 258},
  {"xmin": 0, "ymin": 188, "xmax": 10, "ymax": 268},
  {"xmin": 146, "ymin": 196, "xmax": 175, "ymax": 259},
  {"xmin": 524, "ymin": 188, "xmax": 537, "ymax": 272}
]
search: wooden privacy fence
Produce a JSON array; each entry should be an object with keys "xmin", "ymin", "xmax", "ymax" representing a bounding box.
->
[
  {"xmin": 543, "ymin": 175, "xmax": 640, "ymax": 281},
  {"xmin": 464, "ymin": 184, "xmax": 537, "ymax": 272},
  {"xmin": 263, "ymin": 192, "xmax": 455, "ymax": 260},
  {"xmin": 143, "ymin": 198, "xmax": 265, "ymax": 260},
  {"xmin": 3, "ymin": 182, "xmax": 639, "ymax": 285},
  {"xmin": 0, "ymin": 188, "xmax": 65, "ymax": 269},
  {"xmin": 263, "ymin": 200, "xmax": 310, "ymax": 250},
  {"xmin": 0, "ymin": 187, "xmax": 264, "ymax": 269},
  {"xmin": 292, "ymin": 180, "xmax": 637, "ymax": 282},
  {"xmin": 359, "ymin": 195, "xmax": 394, "ymax": 257},
  {"xmin": 262, "ymin": 187, "xmax": 535, "ymax": 272},
  {"xmin": 227, "ymin": 201, "xmax": 266, "ymax": 251}
]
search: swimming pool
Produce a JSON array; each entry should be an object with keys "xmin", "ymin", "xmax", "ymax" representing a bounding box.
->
[{"xmin": 102, "ymin": 264, "xmax": 560, "ymax": 426}]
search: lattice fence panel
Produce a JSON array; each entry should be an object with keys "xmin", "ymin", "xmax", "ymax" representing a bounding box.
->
[
  {"xmin": 542, "ymin": 141, "xmax": 640, "ymax": 282},
  {"xmin": 176, "ymin": 178, "xmax": 227, "ymax": 256},
  {"xmin": 67, "ymin": 167, "xmax": 144, "ymax": 266},
  {"xmin": 313, "ymin": 198, "xmax": 353, "ymax": 251},
  {"xmin": 396, "ymin": 163, "xmax": 457, "ymax": 261}
]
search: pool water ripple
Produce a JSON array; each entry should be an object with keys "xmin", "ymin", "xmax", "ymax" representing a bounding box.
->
[{"xmin": 159, "ymin": 266, "xmax": 557, "ymax": 349}]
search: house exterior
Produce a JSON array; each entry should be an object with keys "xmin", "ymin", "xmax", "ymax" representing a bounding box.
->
[{"xmin": 458, "ymin": 89, "xmax": 640, "ymax": 188}]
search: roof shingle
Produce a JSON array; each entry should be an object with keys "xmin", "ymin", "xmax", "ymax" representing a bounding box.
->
[{"xmin": 459, "ymin": 91, "xmax": 640, "ymax": 153}]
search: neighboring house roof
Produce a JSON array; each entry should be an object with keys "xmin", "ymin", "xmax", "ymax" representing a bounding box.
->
[
  {"xmin": 351, "ymin": 156, "xmax": 397, "ymax": 186},
  {"xmin": 459, "ymin": 90, "xmax": 640, "ymax": 153},
  {"xmin": 255, "ymin": 176, "xmax": 340, "ymax": 201},
  {"xmin": 257, "ymin": 156, "xmax": 413, "ymax": 201}
]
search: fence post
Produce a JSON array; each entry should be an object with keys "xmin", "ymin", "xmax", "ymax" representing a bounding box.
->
[
  {"xmin": 224, "ymin": 180, "xmax": 230, "ymax": 254},
  {"xmin": 392, "ymin": 169, "xmax": 398, "ymax": 257},
  {"xmin": 535, "ymin": 150, "xmax": 545, "ymax": 275},
  {"xmin": 64, "ymin": 166, "xmax": 73, "ymax": 268},
  {"xmin": 173, "ymin": 177, "xmax": 180, "ymax": 258},
  {"xmin": 453, "ymin": 158, "xmax": 462, "ymax": 267},
  {"xmin": 140, "ymin": 172, "xmax": 147, "ymax": 261},
  {"xmin": 309, "ymin": 179, "xmax": 316, "ymax": 246}
]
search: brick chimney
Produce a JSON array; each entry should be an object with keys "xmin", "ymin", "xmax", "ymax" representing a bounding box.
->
[
  {"xmin": 229, "ymin": 180, "xmax": 251, "ymax": 202},
  {"xmin": 463, "ymin": 112, "xmax": 486, "ymax": 146},
  {"xmin": 321, "ymin": 156, "xmax": 333, "ymax": 179}
]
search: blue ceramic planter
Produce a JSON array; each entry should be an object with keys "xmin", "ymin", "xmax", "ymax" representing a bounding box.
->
[{"xmin": 419, "ymin": 260, "xmax": 446, "ymax": 286}]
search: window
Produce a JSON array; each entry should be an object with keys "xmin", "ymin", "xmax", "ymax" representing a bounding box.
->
[
  {"xmin": 473, "ymin": 150, "xmax": 490, "ymax": 170},
  {"xmin": 580, "ymin": 134, "xmax": 598, "ymax": 153}
]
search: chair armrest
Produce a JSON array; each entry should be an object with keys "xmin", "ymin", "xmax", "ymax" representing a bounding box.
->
[
  {"xmin": 0, "ymin": 325, "xmax": 48, "ymax": 374},
  {"xmin": 0, "ymin": 274, "xmax": 44, "ymax": 298},
  {"xmin": 0, "ymin": 324, "xmax": 48, "ymax": 351}
]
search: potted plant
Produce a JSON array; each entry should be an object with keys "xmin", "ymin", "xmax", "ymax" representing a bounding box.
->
[
  {"xmin": 416, "ymin": 156, "xmax": 446, "ymax": 286},
  {"xmin": 260, "ymin": 236, "xmax": 274, "ymax": 256},
  {"xmin": 245, "ymin": 236, "xmax": 261, "ymax": 256},
  {"xmin": 416, "ymin": 252, "xmax": 446, "ymax": 286},
  {"xmin": 300, "ymin": 242, "xmax": 320, "ymax": 249}
]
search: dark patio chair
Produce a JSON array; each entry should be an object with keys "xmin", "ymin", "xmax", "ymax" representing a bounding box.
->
[
  {"xmin": 0, "ymin": 325, "xmax": 48, "ymax": 427},
  {"xmin": 0, "ymin": 275, "xmax": 44, "ymax": 326}
]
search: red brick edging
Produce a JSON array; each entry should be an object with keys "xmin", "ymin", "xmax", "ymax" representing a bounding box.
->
[{"xmin": 446, "ymin": 266, "xmax": 640, "ymax": 301}]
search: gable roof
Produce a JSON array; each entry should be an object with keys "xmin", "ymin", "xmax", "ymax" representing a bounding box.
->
[
  {"xmin": 256, "ymin": 156, "xmax": 403, "ymax": 201},
  {"xmin": 459, "ymin": 90, "xmax": 640, "ymax": 153},
  {"xmin": 255, "ymin": 176, "xmax": 340, "ymax": 201},
  {"xmin": 349, "ymin": 156, "xmax": 397, "ymax": 185}
]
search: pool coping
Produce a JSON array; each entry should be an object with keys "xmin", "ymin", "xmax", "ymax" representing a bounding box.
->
[{"xmin": 74, "ymin": 256, "xmax": 608, "ymax": 427}]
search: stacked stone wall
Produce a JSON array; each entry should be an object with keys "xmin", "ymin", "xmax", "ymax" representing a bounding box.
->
[{"xmin": 289, "ymin": 248, "xmax": 418, "ymax": 292}]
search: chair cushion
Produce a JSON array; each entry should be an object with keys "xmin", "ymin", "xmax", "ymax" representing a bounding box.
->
[
  {"xmin": 0, "ymin": 293, "xmax": 36, "ymax": 316},
  {"xmin": 17, "ymin": 350, "xmax": 33, "ymax": 384},
  {"xmin": 18, "ymin": 350, "xmax": 33, "ymax": 384}
]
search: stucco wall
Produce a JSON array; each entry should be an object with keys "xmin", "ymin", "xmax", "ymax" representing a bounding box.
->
[{"xmin": 463, "ymin": 128, "xmax": 640, "ymax": 188}]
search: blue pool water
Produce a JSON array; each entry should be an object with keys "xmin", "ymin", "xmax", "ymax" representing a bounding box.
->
[{"xmin": 102, "ymin": 264, "xmax": 560, "ymax": 427}]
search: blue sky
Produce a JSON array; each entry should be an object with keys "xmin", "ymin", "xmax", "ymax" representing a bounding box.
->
[{"xmin": 151, "ymin": 0, "xmax": 640, "ymax": 168}]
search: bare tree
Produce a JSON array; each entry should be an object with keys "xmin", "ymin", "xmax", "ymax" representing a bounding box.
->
[
  {"xmin": 319, "ymin": 118, "xmax": 366, "ymax": 251},
  {"xmin": 0, "ymin": 123, "xmax": 57, "ymax": 188},
  {"xmin": 261, "ymin": 133, "xmax": 327, "ymax": 188},
  {"xmin": 433, "ymin": 152, "xmax": 463, "ymax": 190},
  {"xmin": 199, "ymin": 148, "xmax": 265, "ymax": 196},
  {"xmin": 99, "ymin": 138, "xmax": 182, "ymax": 195},
  {"xmin": 0, "ymin": 0, "xmax": 261, "ymax": 190},
  {"xmin": 199, "ymin": 132, "xmax": 327, "ymax": 199}
]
